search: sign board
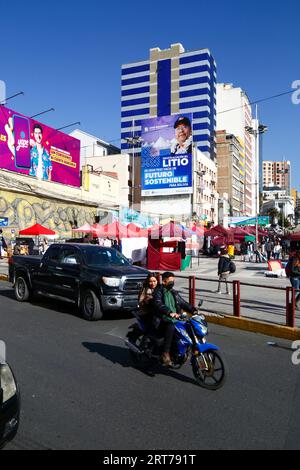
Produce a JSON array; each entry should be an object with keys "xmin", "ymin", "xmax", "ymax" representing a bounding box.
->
[
  {"xmin": 0, "ymin": 217, "xmax": 8, "ymax": 227},
  {"xmin": 228, "ymin": 216, "xmax": 270, "ymax": 227},
  {"xmin": 0, "ymin": 105, "xmax": 80, "ymax": 187},
  {"xmin": 141, "ymin": 114, "xmax": 193, "ymax": 197}
]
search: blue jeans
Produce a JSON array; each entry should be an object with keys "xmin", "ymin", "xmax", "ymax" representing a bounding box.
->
[{"xmin": 290, "ymin": 278, "xmax": 300, "ymax": 291}]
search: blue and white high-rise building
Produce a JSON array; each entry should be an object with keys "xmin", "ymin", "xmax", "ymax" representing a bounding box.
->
[{"xmin": 121, "ymin": 43, "xmax": 217, "ymax": 160}]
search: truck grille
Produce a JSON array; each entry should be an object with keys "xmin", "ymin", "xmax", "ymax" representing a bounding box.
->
[{"xmin": 123, "ymin": 277, "xmax": 147, "ymax": 292}]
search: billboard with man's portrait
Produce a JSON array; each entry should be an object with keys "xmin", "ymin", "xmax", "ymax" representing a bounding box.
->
[
  {"xmin": 0, "ymin": 105, "xmax": 80, "ymax": 187},
  {"xmin": 141, "ymin": 113, "xmax": 193, "ymax": 197}
]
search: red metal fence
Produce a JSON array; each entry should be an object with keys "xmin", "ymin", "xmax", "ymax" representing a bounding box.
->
[{"xmin": 161, "ymin": 275, "xmax": 296, "ymax": 328}]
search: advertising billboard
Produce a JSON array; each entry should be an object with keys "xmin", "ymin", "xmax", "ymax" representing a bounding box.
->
[
  {"xmin": 141, "ymin": 114, "xmax": 193, "ymax": 197},
  {"xmin": 0, "ymin": 105, "xmax": 80, "ymax": 187}
]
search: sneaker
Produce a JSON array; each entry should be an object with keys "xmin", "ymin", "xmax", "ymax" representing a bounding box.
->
[
  {"xmin": 226, "ymin": 292, "xmax": 231, "ymax": 296},
  {"xmin": 160, "ymin": 352, "xmax": 173, "ymax": 367},
  {"xmin": 215, "ymin": 291, "xmax": 222, "ymax": 294}
]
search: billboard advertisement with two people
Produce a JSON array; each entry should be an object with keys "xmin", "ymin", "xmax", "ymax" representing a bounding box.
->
[
  {"xmin": 0, "ymin": 105, "xmax": 80, "ymax": 187},
  {"xmin": 141, "ymin": 113, "xmax": 193, "ymax": 197}
]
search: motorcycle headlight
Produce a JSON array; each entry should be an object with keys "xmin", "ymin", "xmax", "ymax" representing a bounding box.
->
[
  {"xmin": 102, "ymin": 277, "xmax": 121, "ymax": 287},
  {"xmin": 0, "ymin": 364, "xmax": 17, "ymax": 403}
]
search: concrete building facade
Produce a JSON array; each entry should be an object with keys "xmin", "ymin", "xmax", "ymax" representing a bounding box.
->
[
  {"xmin": 263, "ymin": 161, "xmax": 291, "ymax": 195},
  {"xmin": 217, "ymin": 83, "xmax": 255, "ymax": 217},
  {"xmin": 216, "ymin": 130, "xmax": 245, "ymax": 217}
]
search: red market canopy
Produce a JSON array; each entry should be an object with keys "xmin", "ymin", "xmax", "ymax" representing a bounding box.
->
[
  {"xmin": 72, "ymin": 223, "xmax": 92, "ymax": 233},
  {"xmin": 19, "ymin": 223, "xmax": 56, "ymax": 236},
  {"xmin": 126, "ymin": 223, "xmax": 148, "ymax": 238},
  {"xmin": 149, "ymin": 221, "xmax": 190, "ymax": 239},
  {"xmin": 191, "ymin": 225, "xmax": 205, "ymax": 237},
  {"xmin": 286, "ymin": 232, "xmax": 300, "ymax": 241},
  {"xmin": 92, "ymin": 221, "xmax": 148, "ymax": 239},
  {"xmin": 205, "ymin": 225, "xmax": 229, "ymax": 238}
]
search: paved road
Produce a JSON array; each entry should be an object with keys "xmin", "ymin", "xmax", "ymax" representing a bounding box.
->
[{"xmin": 1, "ymin": 281, "xmax": 300, "ymax": 450}]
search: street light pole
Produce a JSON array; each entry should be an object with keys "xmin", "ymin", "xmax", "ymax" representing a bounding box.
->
[
  {"xmin": 125, "ymin": 129, "xmax": 143, "ymax": 211},
  {"xmin": 245, "ymin": 112, "xmax": 268, "ymax": 249}
]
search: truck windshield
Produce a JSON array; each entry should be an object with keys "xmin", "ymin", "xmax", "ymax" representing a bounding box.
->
[{"xmin": 82, "ymin": 247, "xmax": 130, "ymax": 267}]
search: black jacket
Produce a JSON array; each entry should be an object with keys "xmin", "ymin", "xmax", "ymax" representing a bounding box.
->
[
  {"xmin": 290, "ymin": 257, "xmax": 300, "ymax": 278},
  {"xmin": 218, "ymin": 255, "xmax": 231, "ymax": 275},
  {"xmin": 153, "ymin": 285, "xmax": 196, "ymax": 319}
]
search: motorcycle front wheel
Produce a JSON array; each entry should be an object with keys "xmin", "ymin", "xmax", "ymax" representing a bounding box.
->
[{"xmin": 192, "ymin": 350, "xmax": 226, "ymax": 390}]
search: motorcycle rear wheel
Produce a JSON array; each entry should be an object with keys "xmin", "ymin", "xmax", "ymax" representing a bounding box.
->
[
  {"xmin": 129, "ymin": 335, "xmax": 156, "ymax": 370},
  {"xmin": 192, "ymin": 350, "xmax": 225, "ymax": 390}
]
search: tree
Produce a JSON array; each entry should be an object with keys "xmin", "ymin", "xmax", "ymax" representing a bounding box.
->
[{"xmin": 266, "ymin": 208, "xmax": 280, "ymax": 224}]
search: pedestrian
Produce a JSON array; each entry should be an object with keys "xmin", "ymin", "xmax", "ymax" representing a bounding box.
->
[
  {"xmin": 247, "ymin": 241, "xmax": 254, "ymax": 262},
  {"xmin": 240, "ymin": 241, "xmax": 247, "ymax": 262},
  {"xmin": 0, "ymin": 229, "xmax": 7, "ymax": 259},
  {"xmin": 273, "ymin": 241, "xmax": 282, "ymax": 261},
  {"xmin": 266, "ymin": 239, "xmax": 274, "ymax": 262},
  {"xmin": 287, "ymin": 251, "xmax": 300, "ymax": 310},
  {"xmin": 216, "ymin": 247, "xmax": 232, "ymax": 295}
]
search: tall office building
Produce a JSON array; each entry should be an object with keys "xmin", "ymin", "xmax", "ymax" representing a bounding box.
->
[
  {"xmin": 121, "ymin": 43, "xmax": 217, "ymax": 158},
  {"xmin": 121, "ymin": 43, "xmax": 217, "ymax": 217},
  {"xmin": 216, "ymin": 83, "xmax": 255, "ymax": 217}
]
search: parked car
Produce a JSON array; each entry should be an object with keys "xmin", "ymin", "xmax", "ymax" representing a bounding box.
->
[
  {"xmin": 9, "ymin": 244, "xmax": 149, "ymax": 320},
  {"xmin": 0, "ymin": 362, "xmax": 20, "ymax": 449}
]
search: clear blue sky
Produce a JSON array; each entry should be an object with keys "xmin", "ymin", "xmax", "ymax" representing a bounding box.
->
[{"xmin": 1, "ymin": 0, "xmax": 300, "ymax": 187}]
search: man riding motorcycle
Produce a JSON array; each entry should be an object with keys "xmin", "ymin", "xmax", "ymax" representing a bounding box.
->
[{"xmin": 153, "ymin": 272, "xmax": 198, "ymax": 367}]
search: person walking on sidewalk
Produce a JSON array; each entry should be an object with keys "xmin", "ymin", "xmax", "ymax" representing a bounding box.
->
[
  {"xmin": 273, "ymin": 241, "xmax": 282, "ymax": 260},
  {"xmin": 288, "ymin": 251, "xmax": 300, "ymax": 310},
  {"xmin": 0, "ymin": 229, "xmax": 7, "ymax": 259},
  {"xmin": 266, "ymin": 239, "xmax": 274, "ymax": 261},
  {"xmin": 216, "ymin": 247, "xmax": 232, "ymax": 295}
]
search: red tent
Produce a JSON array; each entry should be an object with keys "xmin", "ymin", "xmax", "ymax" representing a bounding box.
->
[
  {"xmin": 149, "ymin": 221, "xmax": 190, "ymax": 239},
  {"xmin": 126, "ymin": 223, "xmax": 148, "ymax": 238},
  {"xmin": 72, "ymin": 223, "xmax": 92, "ymax": 233},
  {"xmin": 19, "ymin": 224, "xmax": 56, "ymax": 236},
  {"xmin": 286, "ymin": 232, "xmax": 300, "ymax": 241},
  {"xmin": 92, "ymin": 221, "xmax": 148, "ymax": 239},
  {"xmin": 205, "ymin": 225, "xmax": 229, "ymax": 238}
]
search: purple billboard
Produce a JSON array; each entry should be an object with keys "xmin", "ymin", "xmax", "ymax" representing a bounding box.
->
[{"xmin": 0, "ymin": 105, "xmax": 80, "ymax": 187}]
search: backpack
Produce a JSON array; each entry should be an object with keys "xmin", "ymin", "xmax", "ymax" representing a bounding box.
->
[
  {"xmin": 229, "ymin": 261, "xmax": 236, "ymax": 274},
  {"xmin": 285, "ymin": 258, "xmax": 293, "ymax": 278}
]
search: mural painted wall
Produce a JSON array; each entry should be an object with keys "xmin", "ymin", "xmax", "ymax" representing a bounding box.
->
[{"xmin": 0, "ymin": 189, "xmax": 96, "ymax": 239}]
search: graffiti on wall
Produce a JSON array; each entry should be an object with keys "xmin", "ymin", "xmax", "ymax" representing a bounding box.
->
[{"xmin": 0, "ymin": 190, "xmax": 96, "ymax": 239}]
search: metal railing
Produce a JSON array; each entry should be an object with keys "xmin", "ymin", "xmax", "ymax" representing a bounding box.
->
[{"xmin": 157, "ymin": 274, "xmax": 296, "ymax": 329}]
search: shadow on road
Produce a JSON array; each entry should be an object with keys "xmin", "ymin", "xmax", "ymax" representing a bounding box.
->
[
  {"xmin": 82, "ymin": 341, "xmax": 198, "ymax": 385},
  {"xmin": 0, "ymin": 287, "xmax": 133, "ymax": 321}
]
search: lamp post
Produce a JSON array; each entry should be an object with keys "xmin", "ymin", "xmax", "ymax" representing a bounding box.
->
[
  {"xmin": 124, "ymin": 135, "xmax": 143, "ymax": 209},
  {"xmin": 245, "ymin": 114, "xmax": 268, "ymax": 248}
]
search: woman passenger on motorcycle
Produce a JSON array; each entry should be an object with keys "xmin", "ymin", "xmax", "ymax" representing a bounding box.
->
[{"xmin": 138, "ymin": 274, "xmax": 158, "ymax": 326}]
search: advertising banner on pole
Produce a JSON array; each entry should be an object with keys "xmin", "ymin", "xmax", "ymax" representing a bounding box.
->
[
  {"xmin": 141, "ymin": 114, "xmax": 193, "ymax": 197},
  {"xmin": 0, "ymin": 105, "xmax": 80, "ymax": 187}
]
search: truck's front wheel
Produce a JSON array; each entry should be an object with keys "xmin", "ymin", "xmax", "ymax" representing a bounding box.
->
[
  {"xmin": 15, "ymin": 276, "xmax": 31, "ymax": 302},
  {"xmin": 81, "ymin": 289, "xmax": 103, "ymax": 321}
]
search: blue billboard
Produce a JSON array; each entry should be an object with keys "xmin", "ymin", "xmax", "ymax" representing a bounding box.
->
[{"xmin": 141, "ymin": 114, "xmax": 193, "ymax": 197}]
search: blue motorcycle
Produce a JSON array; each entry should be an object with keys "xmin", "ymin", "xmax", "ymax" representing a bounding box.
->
[{"xmin": 126, "ymin": 308, "xmax": 226, "ymax": 390}]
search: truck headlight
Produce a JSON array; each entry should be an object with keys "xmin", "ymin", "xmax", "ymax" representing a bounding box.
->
[
  {"xmin": 0, "ymin": 364, "xmax": 17, "ymax": 403},
  {"xmin": 102, "ymin": 277, "xmax": 121, "ymax": 287}
]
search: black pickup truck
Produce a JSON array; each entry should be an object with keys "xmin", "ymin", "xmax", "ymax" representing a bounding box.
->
[{"xmin": 9, "ymin": 244, "xmax": 149, "ymax": 320}]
